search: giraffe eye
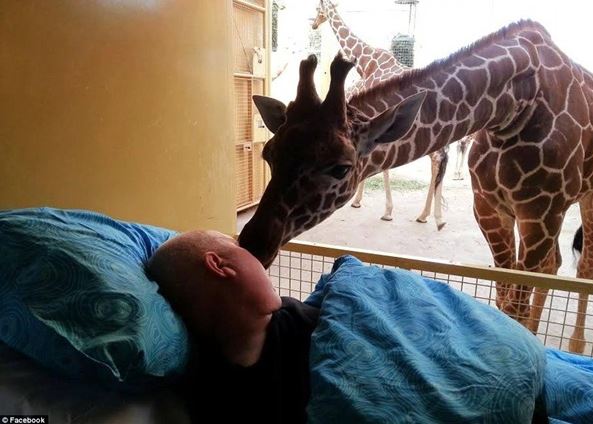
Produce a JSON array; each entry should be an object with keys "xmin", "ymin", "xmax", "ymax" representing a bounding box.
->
[{"xmin": 327, "ymin": 164, "xmax": 351, "ymax": 180}]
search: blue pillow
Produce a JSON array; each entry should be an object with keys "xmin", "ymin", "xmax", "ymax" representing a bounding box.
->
[{"xmin": 0, "ymin": 207, "xmax": 189, "ymax": 389}]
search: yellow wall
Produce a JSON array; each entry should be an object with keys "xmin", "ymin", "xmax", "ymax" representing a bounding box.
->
[{"xmin": 0, "ymin": 0, "xmax": 236, "ymax": 233}]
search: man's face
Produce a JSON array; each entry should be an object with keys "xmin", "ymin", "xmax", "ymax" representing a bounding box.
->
[{"xmin": 211, "ymin": 232, "xmax": 282, "ymax": 314}]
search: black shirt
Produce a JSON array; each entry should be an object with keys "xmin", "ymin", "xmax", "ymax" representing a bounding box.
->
[{"xmin": 179, "ymin": 297, "xmax": 320, "ymax": 424}]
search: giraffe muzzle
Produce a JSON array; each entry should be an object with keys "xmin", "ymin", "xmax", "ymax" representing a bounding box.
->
[{"xmin": 238, "ymin": 217, "xmax": 283, "ymax": 269}]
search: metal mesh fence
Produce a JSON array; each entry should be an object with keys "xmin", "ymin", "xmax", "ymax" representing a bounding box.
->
[{"xmin": 268, "ymin": 242, "xmax": 593, "ymax": 357}]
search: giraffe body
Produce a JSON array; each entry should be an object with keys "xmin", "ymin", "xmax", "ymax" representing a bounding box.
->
[
  {"xmin": 241, "ymin": 21, "xmax": 593, "ymax": 353},
  {"xmin": 313, "ymin": 0, "xmax": 449, "ymax": 226}
]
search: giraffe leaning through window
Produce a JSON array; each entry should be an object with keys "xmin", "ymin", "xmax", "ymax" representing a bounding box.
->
[{"xmin": 240, "ymin": 21, "xmax": 593, "ymax": 354}]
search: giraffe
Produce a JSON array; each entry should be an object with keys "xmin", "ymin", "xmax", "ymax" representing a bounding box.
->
[
  {"xmin": 239, "ymin": 20, "xmax": 593, "ymax": 353},
  {"xmin": 312, "ymin": 0, "xmax": 449, "ymax": 228},
  {"xmin": 453, "ymin": 135, "xmax": 474, "ymax": 180}
]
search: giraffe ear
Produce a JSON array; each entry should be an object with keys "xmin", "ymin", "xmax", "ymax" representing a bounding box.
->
[
  {"xmin": 365, "ymin": 91, "xmax": 426, "ymax": 147},
  {"xmin": 253, "ymin": 95, "xmax": 287, "ymax": 134}
]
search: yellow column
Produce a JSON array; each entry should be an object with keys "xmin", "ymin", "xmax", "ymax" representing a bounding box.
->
[{"xmin": 0, "ymin": 0, "xmax": 236, "ymax": 234}]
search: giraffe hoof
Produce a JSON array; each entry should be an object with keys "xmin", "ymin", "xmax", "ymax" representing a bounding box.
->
[
  {"xmin": 437, "ymin": 222, "xmax": 446, "ymax": 231},
  {"xmin": 416, "ymin": 218, "xmax": 428, "ymax": 224},
  {"xmin": 351, "ymin": 203, "xmax": 361, "ymax": 209},
  {"xmin": 569, "ymin": 337, "xmax": 586, "ymax": 354},
  {"xmin": 380, "ymin": 215, "xmax": 393, "ymax": 221}
]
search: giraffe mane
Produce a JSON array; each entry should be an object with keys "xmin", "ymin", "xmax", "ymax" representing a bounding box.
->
[{"xmin": 350, "ymin": 19, "xmax": 549, "ymax": 107}]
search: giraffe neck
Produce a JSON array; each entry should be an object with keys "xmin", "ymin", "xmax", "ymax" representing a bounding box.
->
[
  {"xmin": 351, "ymin": 22, "xmax": 548, "ymax": 180},
  {"xmin": 323, "ymin": 3, "xmax": 375, "ymax": 78}
]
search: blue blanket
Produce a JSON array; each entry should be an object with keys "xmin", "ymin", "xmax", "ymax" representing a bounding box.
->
[
  {"xmin": 305, "ymin": 255, "xmax": 593, "ymax": 423},
  {"xmin": 545, "ymin": 349, "xmax": 593, "ymax": 423}
]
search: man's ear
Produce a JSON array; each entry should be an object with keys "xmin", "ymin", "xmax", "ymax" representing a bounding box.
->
[
  {"xmin": 357, "ymin": 91, "xmax": 426, "ymax": 155},
  {"xmin": 204, "ymin": 252, "xmax": 236, "ymax": 279},
  {"xmin": 253, "ymin": 95, "xmax": 287, "ymax": 133}
]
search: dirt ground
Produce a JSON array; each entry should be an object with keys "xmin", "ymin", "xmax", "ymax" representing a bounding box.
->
[{"xmin": 237, "ymin": 153, "xmax": 582, "ymax": 278}]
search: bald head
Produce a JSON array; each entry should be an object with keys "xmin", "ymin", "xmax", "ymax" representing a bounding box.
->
[
  {"xmin": 147, "ymin": 230, "xmax": 282, "ymax": 364},
  {"xmin": 148, "ymin": 230, "xmax": 231, "ymax": 286},
  {"xmin": 146, "ymin": 231, "xmax": 234, "ymax": 331}
]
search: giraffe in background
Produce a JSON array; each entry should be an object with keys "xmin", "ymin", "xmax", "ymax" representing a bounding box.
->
[
  {"xmin": 453, "ymin": 135, "xmax": 473, "ymax": 180},
  {"xmin": 312, "ymin": 0, "xmax": 449, "ymax": 228},
  {"xmin": 241, "ymin": 21, "xmax": 593, "ymax": 353}
]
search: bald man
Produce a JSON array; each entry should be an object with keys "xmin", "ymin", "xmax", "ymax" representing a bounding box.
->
[{"xmin": 146, "ymin": 230, "xmax": 319, "ymax": 424}]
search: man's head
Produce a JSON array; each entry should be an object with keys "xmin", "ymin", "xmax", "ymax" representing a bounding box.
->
[{"xmin": 146, "ymin": 230, "xmax": 282, "ymax": 338}]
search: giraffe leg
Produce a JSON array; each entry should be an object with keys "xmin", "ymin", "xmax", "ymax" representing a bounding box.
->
[
  {"xmin": 453, "ymin": 142, "xmax": 464, "ymax": 180},
  {"xmin": 472, "ymin": 194, "xmax": 516, "ymax": 309},
  {"xmin": 527, "ymin": 244, "xmax": 560, "ymax": 334},
  {"xmin": 416, "ymin": 157, "xmax": 439, "ymax": 224},
  {"xmin": 569, "ymin": 293, "xmax": 588, "ymax": 354},
  {"xmin": 381, "ymin": 170, "xmax": 394, "ymax": 221},
  {"xmin": 508, "ymin": 213, "xmax": 565, "ymax": 331},
  {"xmin": 433, "ymin": 151, "xmax": 448, "ymax": 231},
  {"xmin": 458, "ymin": 142, "xmax": 469, "ymax": 180},
  {"xmin": 570, "ymin": 195, "xmax": 593, "ymax": 353},
  {"xmin": 433, "ymin": 176, "xmax": 446, "ymax": 231},
  {"xmin": 415, "ymin": 183, "xmax": 433, "ymax": 224},
  {"xmin": 461, "ymin": 144, "xmax": 469, "ymax": 179},
  {"xmin": 351, "ymin": 181, "xmax": 364, "ymax": 208}
]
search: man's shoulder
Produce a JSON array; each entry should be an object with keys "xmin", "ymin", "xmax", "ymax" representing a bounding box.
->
[
  {"xmin": 280, "ymin": 296, "xmax": 319, "ymax": 317},
  {"xmin": 272, "ymin": 296, "xmax": 319, "ymax": 332}
]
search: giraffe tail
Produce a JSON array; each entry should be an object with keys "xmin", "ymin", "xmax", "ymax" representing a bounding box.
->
[
  {"xmin": 459, "ymin": 138, "xmax": 469, "ymax": 155},
  {"xmin": 434, "ymin": 149, "xmax": 449, "ymax": 189},
  {"xmin": 573, "ymin": 225, "xmax": 583, "ymax": 256},
  {"xmin": 435, "ymin": 149, "xmax": 449, "ymax": 211}
]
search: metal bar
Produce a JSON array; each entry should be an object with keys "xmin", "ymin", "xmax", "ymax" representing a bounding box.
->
[{"xmin": 275, "ymin": 239, "xmax": 593, "ymax": 293}]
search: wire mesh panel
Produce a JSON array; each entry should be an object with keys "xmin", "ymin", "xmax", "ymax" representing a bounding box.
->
[
  {"xmin": 233, "ymin": 1, "xmax": 269, "ymax": 211},
  {"xmin": 251, "ymin": 78, "xmax": 267, "ymax": 199},
  {"xmin": 268, "ymin": 240, "xmax": 593, "ymax": 357},
  {"xmin": 234, "ymin": 77, "xmax": 253, "ymax": 145},
  {"xmin": 252, "ymin": 141, "xmax": 266, "ymax": 199},
  {"xmin": 235, "ymin": 144, "xmax": 254, "ymax": 208},
  {"xmin": 252, "ymin": 78, "xmax": 264, "ymax": 103},
  {"xmin": 234, "ymin": 76, "xmax": 254, "ymax": 208},
  {"xmin": 268, "ymin": 250, "xmax": 334, "ymax": 300}
]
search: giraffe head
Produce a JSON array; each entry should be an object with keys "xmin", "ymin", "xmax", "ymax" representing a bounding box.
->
[
  {"xmin": 239, "ymin": 54, "xmax": 426, "ymax": 267},
  {"xmin": 311, "ymin": 0, "xmax": 334, "ymax": 30}
]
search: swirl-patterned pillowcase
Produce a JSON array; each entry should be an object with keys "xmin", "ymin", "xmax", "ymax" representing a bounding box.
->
[{"xmin": 0, "ymin": 207, "xmax": 189, "ymax": 388}]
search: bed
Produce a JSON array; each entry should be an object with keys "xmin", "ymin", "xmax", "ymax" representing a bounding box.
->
[
  {"xmin": 0, "ymin": 342, "xmax": 190, "ymax": 424},
  {"xmin": 1, "ymin": 208, "xmax": 593, "ymax": 423}
]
